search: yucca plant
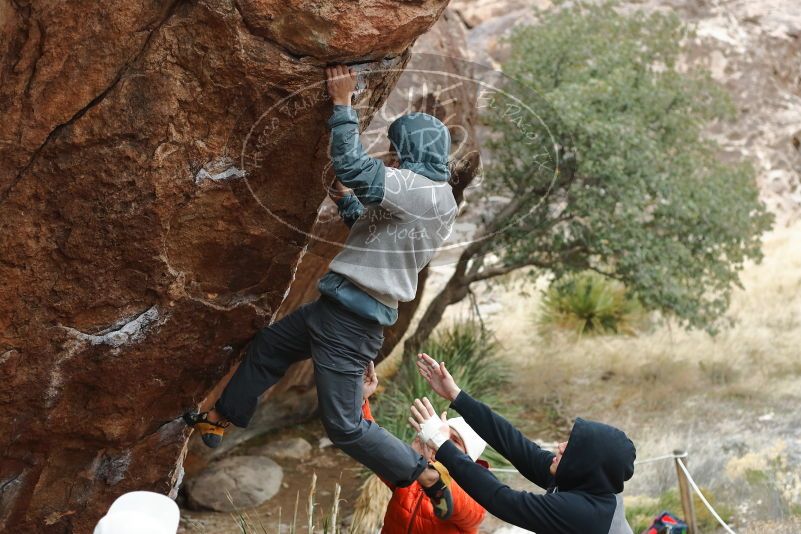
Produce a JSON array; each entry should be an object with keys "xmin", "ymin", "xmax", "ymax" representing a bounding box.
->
[{"xmin": 539, "ymin": 272, "xmax": 643, "ymax": 336}]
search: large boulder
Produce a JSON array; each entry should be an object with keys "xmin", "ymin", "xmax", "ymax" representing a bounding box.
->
[
  {"xmin": 0, "ymin": 0, "xmax": 449, "ymax": 531},
  {"xmin": 185, "ymin": 455, "xmax": 283, "ymax": 512}
]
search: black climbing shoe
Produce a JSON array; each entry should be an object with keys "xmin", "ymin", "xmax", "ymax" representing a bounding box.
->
[{"xmin": 183, "ymin": 410, "xmax": 230, "ymax": 449}]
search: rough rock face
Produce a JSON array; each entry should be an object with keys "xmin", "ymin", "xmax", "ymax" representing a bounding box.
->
[
  {"xmin": 0, "ymin": 0, "xmax": 448, "ymax": 531},
  {"xmin": 672, "ymin": 0, "xmax": 801, "ymax": 221}
]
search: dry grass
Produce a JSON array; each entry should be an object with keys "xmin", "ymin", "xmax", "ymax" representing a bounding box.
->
[
  {"xmin": 446, "ymin": 222, "xmax": 801, "ymax": 418},
  {"xmin": 742, "ymin": 518, "xmax": 801, "ymax": 534},
  {"xmin": 224, "ymin": 473, "xmax": 345, "ymax": 534},
  {"xmin": 349, "ymin": 475, "xmax": 392, "ymax": 534},
  {"xmin": 415, "ymin": 222, "xmax": 801, "ymax": 527}
]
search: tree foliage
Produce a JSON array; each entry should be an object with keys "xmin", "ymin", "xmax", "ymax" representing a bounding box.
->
[{"xmin": 476, "ymin": 0, "xmax": 772, "ymax": 330}]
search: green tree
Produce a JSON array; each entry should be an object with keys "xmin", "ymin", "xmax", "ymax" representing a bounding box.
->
[{"xmin": 404, "ymin": 1, "xmax": 772, "ymax": 352}]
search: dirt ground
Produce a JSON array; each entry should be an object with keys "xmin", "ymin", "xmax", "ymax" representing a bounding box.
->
[{"xmin": 178, "ymin": 419, "xmax": 366, "ymax": 533}]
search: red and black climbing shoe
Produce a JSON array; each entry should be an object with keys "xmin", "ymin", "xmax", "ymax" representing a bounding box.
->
[{"xmin": 183, "ymin": 410, "xmax": 230, "ymax": 449}]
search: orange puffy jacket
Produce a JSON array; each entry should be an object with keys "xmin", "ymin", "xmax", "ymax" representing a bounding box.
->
[{"xmin": 362, "ymin": 400, "xmax": 487, "ymax": 534}]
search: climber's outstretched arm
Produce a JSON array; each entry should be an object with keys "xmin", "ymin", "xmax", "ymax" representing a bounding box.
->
[{"xmin": 325, "ymin": 65, "xmax": 385, "ymax": 207}]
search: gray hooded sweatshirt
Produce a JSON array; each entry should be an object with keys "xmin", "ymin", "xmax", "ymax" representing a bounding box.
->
[{"xmin": 318, "ymin": 106, "xmax": 457, "ymax": 325}]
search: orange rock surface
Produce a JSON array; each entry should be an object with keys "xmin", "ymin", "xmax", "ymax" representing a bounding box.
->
[{"xmin": 0, "ymin": 0, "xmax": 447, "ymax": 531}]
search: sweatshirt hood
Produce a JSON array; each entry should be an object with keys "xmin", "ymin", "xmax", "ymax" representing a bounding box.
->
[
  {"xmin": 387, "ymin": 113, "xmax": 451, "ymax": 182},
  {"xmin": 554, "ymin": 418, "xmax": 636, "ymax": 494}
]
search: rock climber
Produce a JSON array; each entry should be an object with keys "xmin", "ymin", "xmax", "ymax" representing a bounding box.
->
[
  {"xmin": 184, "ymin": 65, "xmax": 458, "ymax": 489},
  {"xmin": 361, "ymin": 361, "xmax": 488, "ymax": 533},
  {"xmin": 411, "ymin": 352, "xmax": 637, "ymax": 534}
]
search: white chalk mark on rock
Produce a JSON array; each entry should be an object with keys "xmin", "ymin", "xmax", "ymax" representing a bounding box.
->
[
  {"xmin": 61, "ymin": 306, "xmax": 161, "ymax": 348},
  {"xmin": 0, "ymin": 349, "xmax": 18, "ymax": 365},
  {"xmin": 349, "ymin": 57, "xmax": 405, "ymax": 100},
  {"xmin": 48, "ymin": 307, "xmax": 166, "ymax": 407},
  {"xmin": 169, "ymin": 429, "xmax": 190, "ymax": 499},
  {"xmin": 194, "ymin": 156, "xmax": 246, "ymax": 185}
]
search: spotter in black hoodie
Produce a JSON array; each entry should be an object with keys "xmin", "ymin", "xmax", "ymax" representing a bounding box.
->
[{"xmin": 435, "ymin": 391, "xmax": 636, "ymax": 534}]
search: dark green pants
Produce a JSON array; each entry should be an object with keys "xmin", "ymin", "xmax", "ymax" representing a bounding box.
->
[{"xmin": 216, "ymin": 297, "xmax": 427, "ymax": 487}]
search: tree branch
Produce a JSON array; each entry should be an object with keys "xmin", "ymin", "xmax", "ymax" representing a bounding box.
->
[
  {"xmin": 585, "ymin": 264, "xmax": 625, "ymax": 282},
  {"xmin": 468, "ymin": 262, "xmax": 530, "ymax": 283},
  {"xmin": 468, "ymin": 242, "xmax": 590, "ymax": 284}
]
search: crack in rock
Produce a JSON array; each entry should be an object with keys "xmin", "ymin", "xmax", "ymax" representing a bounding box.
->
[
  {"xmin": 0, "ymin": 472, "xmax": 22, "ymax": 495},
  {"xmin": 1, "ymin": 0, "xmax": 183, "ymax": 204},
  {"xmin": 232, "ymin": 0, "xmax": 311, "ymax": 62},
  {"xmin": 349, "ymin": 57, "xmax": 406, "ymax": 99}
]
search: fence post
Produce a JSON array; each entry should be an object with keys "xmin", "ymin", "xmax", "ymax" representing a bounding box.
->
[{"xmin": 673, "ymin": 450, "xmax": 698, "ymax": 534}]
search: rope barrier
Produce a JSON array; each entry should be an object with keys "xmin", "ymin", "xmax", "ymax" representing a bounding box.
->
[
  {"xmin": 490, "ymin": 451, "xmax": 736, "ymax": 533},
  {"xmin": 634, "ymin": 451, "xmax": 687, "ymax": 465},
  {"xmin": 490, "ymin": 450, "xmax": 689, "ymax": 473},
  {"xmin": 676, "ymin": 457, "xmax": 736, "ymax": 534}
]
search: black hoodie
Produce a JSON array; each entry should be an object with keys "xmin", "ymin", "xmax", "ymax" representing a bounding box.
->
[{"xmin": 435, "ymin": 392, "xmax": 636, "ymax": 533}]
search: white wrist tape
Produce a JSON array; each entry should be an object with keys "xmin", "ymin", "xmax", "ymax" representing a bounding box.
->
[{"xmin": 419, "ymin": 416, "xmax": 449, "ymax": 449}]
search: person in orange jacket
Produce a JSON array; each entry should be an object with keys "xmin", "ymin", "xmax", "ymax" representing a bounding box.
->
[{"xmin": 361, "ymin": 361, "xmax": 488, "ymax": 534}]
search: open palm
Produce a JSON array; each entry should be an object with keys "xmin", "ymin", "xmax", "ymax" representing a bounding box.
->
[{"xmin": 416, "ymin": 353, "xmax": 461, "ymax": 402}]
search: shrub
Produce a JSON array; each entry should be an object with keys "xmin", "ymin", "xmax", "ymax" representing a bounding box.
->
[{"xmin": 539, "ymin": 272, "xmax": 643, "ymax": 336}]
